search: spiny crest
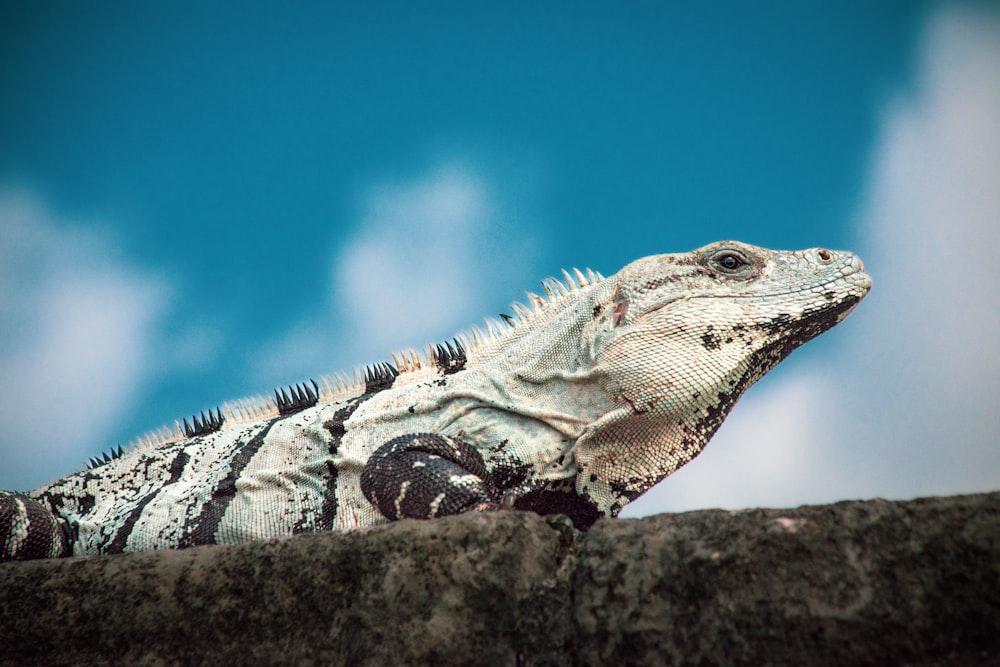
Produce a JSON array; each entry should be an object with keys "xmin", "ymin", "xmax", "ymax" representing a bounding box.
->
[
  {"xmin": 182, "ymin": 408, "xmax": 225, "ymax": 438},
  {"xmin": 275, "ymin": 380, "xmax": 320, "ymax": 415},
  {"xmin": 87, "ymin": 444, "xmax": 125, "ymax": 470},
  {"xmin": 449, "ymin": 265, "xmax": 604, "ymax": 355},
  {"xmin": 429, "ymin": 338, "xmax": 467, "ymax": 375},
  {"xmin": 391, "ymin": 348, "xmax": 424, "ymax": 373},
  {"xmin": 84, "ymin": 264, "xmax": 605, "ymax": 471},
  {"xmin": 86, "ymin": 406, "xmax": 225, "ymax": 470},
  {"xmin": 363, "ymin": 362, "xmax": 398, "ymax": 391},
  {"xmin": 92, "ymin": 375, "xmax": 361, "ymax": 470},
  {"xmin": 382, "ymin": 265, "xmax": 602, "ymax": 373}
]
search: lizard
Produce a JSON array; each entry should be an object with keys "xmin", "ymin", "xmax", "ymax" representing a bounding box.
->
[{"xmin": 0, "ymin": 240, "xmax": 871, "ymax": 561}]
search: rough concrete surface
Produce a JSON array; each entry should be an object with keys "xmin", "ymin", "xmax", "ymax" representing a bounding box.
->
[{"xmin": 1, "ymin": 492, "xmax": 997, "ymax": 666}]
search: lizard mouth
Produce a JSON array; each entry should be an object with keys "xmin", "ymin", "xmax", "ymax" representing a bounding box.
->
[{"xmin": 754, "ymin": 275, "xmax": 870, "ymax": 352}]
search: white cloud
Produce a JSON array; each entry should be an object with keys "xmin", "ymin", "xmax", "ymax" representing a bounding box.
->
[
  {"xmin": 254, "ymin": 161, "xmax": 542, "ymax": 385},
  {"xmin": 335, "ymin": 165, "xmax": 493, "ymax": 351},
  {"xmin": 0, "ymin": 190, "xmax": 170, "ymax": 490},
  {"xmin": 624, "ymin": 5, "xmax": 1000, "ymax": 516},
  {"xmin": 843, "ymin": 4, "xmax": 1000, "ymax": 496}
]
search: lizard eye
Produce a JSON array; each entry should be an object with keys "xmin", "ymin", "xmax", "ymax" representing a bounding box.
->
[{"xmin": 710, "ymin": 250, "xmax": 750, "ymax": 274}]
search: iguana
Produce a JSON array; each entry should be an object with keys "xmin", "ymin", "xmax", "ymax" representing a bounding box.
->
[{"xmin": 1, "ymin": 241, "xmax": 870, "ymax": 561}]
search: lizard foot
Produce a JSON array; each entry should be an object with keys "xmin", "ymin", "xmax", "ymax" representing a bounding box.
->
[
  {"xmin": 361, "ymin": 433, "xmax": 503, "ymax": 521},
  {"xmin": 0, "ymin": 490, "xmax": 68, "ymax": 561}
]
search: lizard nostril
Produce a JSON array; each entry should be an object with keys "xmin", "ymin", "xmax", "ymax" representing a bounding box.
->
[{"xmin": 817, "ymin": 249, "xmax": 832, "ymax": 262}]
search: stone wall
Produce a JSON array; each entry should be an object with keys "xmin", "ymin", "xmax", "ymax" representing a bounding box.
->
[{"xmin": 1, "ymin": 492, "xmax": 997, "ymax": 665}]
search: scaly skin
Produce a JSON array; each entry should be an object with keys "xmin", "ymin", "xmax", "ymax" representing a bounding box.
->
[{"xmin": 1, "ymin": 241, "xmax": 870, "ymax": 560}]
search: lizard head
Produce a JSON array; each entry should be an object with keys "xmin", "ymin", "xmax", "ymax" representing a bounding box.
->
[{"xmin": 574, "ymin": 240, "xmax": 871, "ymax": 516}]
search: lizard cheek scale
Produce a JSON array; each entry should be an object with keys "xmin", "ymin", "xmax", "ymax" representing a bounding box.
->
[{"xmin": 1, "ymin": 240, "xmax": 870, "ymax": 559}]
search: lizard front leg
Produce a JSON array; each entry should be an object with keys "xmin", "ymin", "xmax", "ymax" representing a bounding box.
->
[
  {"xmin": 0, "ymin": 491, "xmax": 69, "ymax": 561},
  {"xmin": 361, "ymin": 433, "xmax": 505, "ymax": 521}
]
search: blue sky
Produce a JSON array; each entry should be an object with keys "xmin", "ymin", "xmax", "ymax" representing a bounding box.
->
[{"xmin": 1, "ymin": 2, "xmax": 998, "ymax": 514}]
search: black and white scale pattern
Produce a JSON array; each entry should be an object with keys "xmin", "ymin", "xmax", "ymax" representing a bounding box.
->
[{"xmin": 2, "ymin": 241, "xmax": 871, "ymax": 560}]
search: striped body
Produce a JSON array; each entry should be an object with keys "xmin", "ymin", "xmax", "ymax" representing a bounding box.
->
[{"xmin": 29, "ymin": 364, "xmax": 596, "ymax": 555}]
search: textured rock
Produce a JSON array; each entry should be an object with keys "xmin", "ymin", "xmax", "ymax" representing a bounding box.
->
[
  {"xmin": 1, "ymin": 493, "xmax": 997, "ymax": 666},
  {"xmin": 574, "ymin": 494, "xmax": 1000, "ymax": 666}
]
